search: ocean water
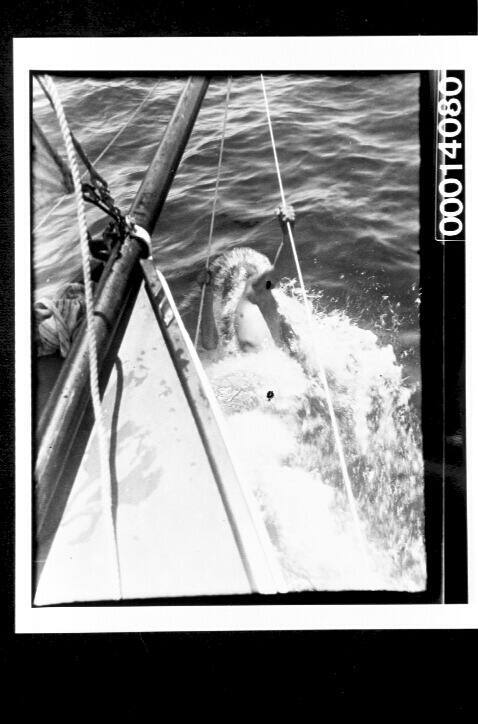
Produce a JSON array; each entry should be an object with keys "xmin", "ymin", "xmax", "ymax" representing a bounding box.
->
[{"xmin": 32, "ymin": 72, "xmax": 425, "ymax": 591}]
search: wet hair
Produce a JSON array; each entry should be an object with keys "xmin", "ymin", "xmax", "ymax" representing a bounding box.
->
[
  {"xmin": 209, "ymin": 247, "xmax": 272, "ymax": 348},
  {"xmin": 210, "ymin": 248, "xmax": 271, "ymax": 296}
]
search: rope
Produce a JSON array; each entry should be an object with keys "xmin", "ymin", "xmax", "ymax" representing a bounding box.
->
[
  {"xmin": 35, "ymin": 283, "xmax": 86, "ymax": 357},
  {"xmin": 33, "ymin": 78, "xmax": 160, "ymax": 234},
  {"xmin": 260, "ymin": 74, "xmax": 371, "ymax": 566},
  {"xmin": 35, "ymin": 75, "xmax": 109, "ymax": 188},
  {"xmin": 42, "ymin": 74, "xmax": 123, "ymax": 599},
  {"xmin": 194, "ymin": 77, "xmax": 232, "ymax": 349}
]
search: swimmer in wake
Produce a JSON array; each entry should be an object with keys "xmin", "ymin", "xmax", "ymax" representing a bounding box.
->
[{"xmin": 197, "ymin": 204, "xmax": 297, "ymax": 354}]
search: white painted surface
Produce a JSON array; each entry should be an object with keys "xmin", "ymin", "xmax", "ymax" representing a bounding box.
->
[{"xmin": 35, "ymin": 285, "xmax": 253, "ymax": 604}]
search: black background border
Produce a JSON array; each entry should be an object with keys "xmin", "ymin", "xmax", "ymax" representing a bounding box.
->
[{"xmin": 1, "ymin": 0, "xmax": 476, "ymax": 711}]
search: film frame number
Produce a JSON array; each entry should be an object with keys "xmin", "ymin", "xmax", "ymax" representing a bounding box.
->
[{"xmin": 436, "ymin": 72, "xmax": 465, "ymax": 241}]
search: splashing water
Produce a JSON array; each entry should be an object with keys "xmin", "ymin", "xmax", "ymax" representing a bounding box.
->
[{"xmin": 199, "ymin": 280, "xmax": 426, "ymax": 592}]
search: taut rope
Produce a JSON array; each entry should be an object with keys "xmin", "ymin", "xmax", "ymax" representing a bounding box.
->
[
  {"xmin": 42, "ymin": 74, "xmax": 123, "ymax": 598},
  {"xmin": 33, "ymin": 78, "xmax": 161, "ymax": 234},
  {"xmin": 260, "ymin": 74, "xmax": 370, "ymax": 565},
  {"xmin": 194, "ymin": 77, "xmax": 232, "ymax": 349}
]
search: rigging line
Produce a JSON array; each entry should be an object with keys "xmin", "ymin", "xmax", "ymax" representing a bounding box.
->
[
  {"xmin": 42, "ymin": 74, "xmax": 123, "ymax": 599},
  {"xmin": 33, "ymin": 78, "xmax": 161, "ymax": 234},
  {"xmin": 260, "ymin": 73, "xmax": 371, "ymax": 566},
  {"xmin": 34, "ymin": 75, "xmax": 108, "ymax": 188},
  {"xmin": 194, "ymin": 77, "xmax": 232, "ymax": 349}
]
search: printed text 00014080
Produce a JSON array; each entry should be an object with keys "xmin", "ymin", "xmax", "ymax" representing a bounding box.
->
[{"xmin": 436, "ymin": 72, "xmax": 465, "ymax": 242}]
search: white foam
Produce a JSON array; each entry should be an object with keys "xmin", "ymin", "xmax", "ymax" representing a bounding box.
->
[{"xmin": 200, "ymin": 280, "xmax": 426, "ymax": 592}]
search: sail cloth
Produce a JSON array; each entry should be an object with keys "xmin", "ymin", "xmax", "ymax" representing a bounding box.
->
[{"xmin": 34, "ymin": 279, "xmax": 280, "ymax": 604}]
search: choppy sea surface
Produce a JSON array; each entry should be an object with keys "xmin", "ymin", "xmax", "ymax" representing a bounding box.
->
[{"xmin": 32, "ymin": 73, "xmax": 425, "ymax": 591}]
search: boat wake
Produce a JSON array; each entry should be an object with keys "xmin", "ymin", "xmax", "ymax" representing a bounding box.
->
[{"xmin": 198, "ymin": 280, "xmax": 426, "ymax": 592}]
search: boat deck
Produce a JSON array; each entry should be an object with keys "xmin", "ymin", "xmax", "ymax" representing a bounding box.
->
[{"xmin": 35, "ymin": 282, "xmax": 260, "ymax": 604}]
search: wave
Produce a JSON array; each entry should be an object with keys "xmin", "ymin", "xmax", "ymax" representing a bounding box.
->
[{"xmin": 199, "ymin": 279, "xmax": 426, "ymax": 591}]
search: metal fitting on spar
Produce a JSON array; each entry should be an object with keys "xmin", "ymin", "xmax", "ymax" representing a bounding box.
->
[{"xmin": 126, "ymin": 216, "xmax": 153, "ymax": 258}]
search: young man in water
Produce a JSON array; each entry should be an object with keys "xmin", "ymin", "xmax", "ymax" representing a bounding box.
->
[{"xmin": 197, "ymin": 204, "xmax": 296, "ymax": 353}]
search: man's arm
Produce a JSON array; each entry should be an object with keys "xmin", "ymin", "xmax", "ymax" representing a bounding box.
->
[
  {"xmin": 247, "ymin": 202, "xmax": 297, "ymax": 351},
  {"xmin": 249, "ymin": 268, "xmax": 296, "ymax": 352}
]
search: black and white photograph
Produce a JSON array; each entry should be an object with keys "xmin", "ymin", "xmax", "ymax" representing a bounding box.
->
[
  {"xmin": 12, "ymin": 36, "xmax": 474, "ymax": 630},
  {"xmin": 31, "ymin": 69, "xmax": 427, "ymax": 603}
]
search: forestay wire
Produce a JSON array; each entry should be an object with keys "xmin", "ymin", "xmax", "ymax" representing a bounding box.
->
[
  {"xmin": 194, "ymin": 77, "xmax": 232, "ymax": 349},
  {"xmin": 260, "ymin": 74, "xmax": 371, "ymax": 566},
  {"xmin": 42, "ymin": 74, "xmax": 123, "ymax": 599}
]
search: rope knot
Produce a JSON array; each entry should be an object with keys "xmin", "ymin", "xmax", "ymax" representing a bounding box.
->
[
  {"xmin": 275, "ymin": 203, "xmax": 296, "ymax": 232},
  {"xmin": 196, "ymin": 268, "xmax": 213, "ymax": 288}
]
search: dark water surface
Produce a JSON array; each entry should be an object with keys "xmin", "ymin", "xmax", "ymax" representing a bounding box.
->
[{"xmin": 33, "ymin": 73, "xmax": 420, "ymax": 381}]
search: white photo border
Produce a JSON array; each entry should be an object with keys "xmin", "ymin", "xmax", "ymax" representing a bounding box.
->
[{"xmin": 15, "ymin": 35, "xmax": 478, "ymax": 633}]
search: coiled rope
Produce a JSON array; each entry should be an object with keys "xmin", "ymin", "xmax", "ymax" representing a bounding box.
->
[
  {"xmin": 194, "ymin": 77, "xmax": 232, "ymax": 348},
  {"xmin": 42, "ymin": 74, "xmax": 122, "ymax": 598},
  {"xmin": 35, "ymin": 282, "xmax": 86, "ymax": 357},
  {"xmin": 33, "ymin": 79, "xmax": 160, "ymax": 234},
  {"xmin": 260, "ymin": 74, "xmax": 370, "ymax": 566}
]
